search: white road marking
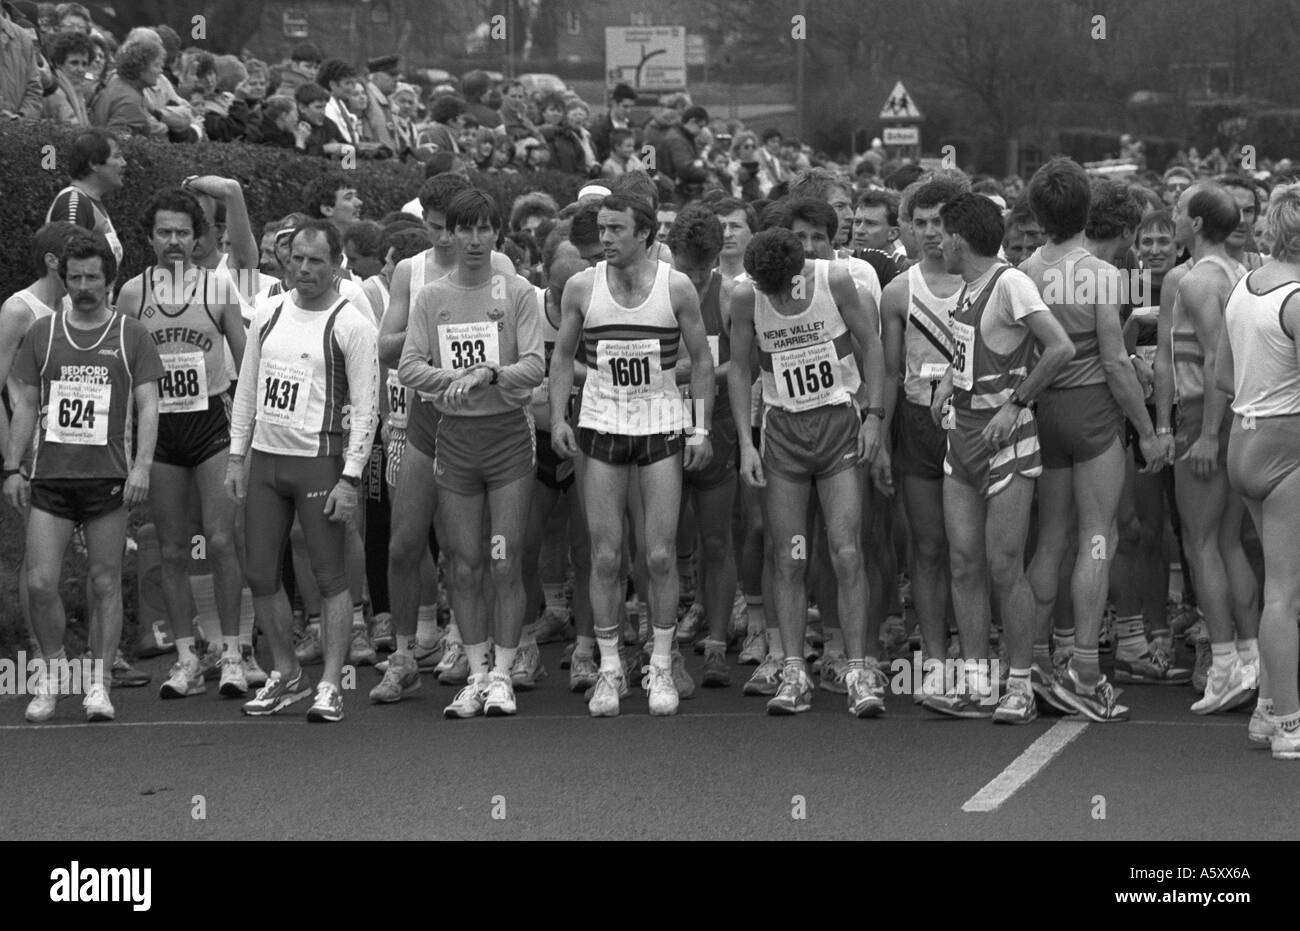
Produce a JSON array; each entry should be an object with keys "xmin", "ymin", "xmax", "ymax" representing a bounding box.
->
[{"xmin": 961, "ymin": 720, "xmax": 1089, "ymax": 813}]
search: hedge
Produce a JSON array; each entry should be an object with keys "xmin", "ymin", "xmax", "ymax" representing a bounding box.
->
[{"xmin": 0, "ymin": 121, "xmax": 586, "ymax": 298}]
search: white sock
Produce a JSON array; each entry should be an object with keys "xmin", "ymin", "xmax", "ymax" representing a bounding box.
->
[
  {"xmin": 1237, "ymin": 637, "xmax": 1260, "ymax": 665},
  {"xmin": 222, "ymin": 635, "xmax": 240, "ymax": 656},
  {"xmin": 416, "ymin": 605, "xmax": 440, "ymax": 646},
  {"xmin": 493, "ymin": 645, "xmax": 517, "ymax": 676},
  {"xmin": 446, "ymin": 621, "xmax": 462, "ymax": 644},
  {"xmin": 351, "ymin": 604, "xmax": 366, "ymax": 629},
  {"xmin": 238, "ymin": 588, "xmax": 255, "ymax": 646},
  {"xmin": 596, "ymin": 628, "xmax": 621, "ymax": 672},
  {"xmin": 175, "ymin": 636, "xmax": 197, "ymax": 663},
  {"xmin": 651, "ymin": 625, "xmax": 674, "ymax": 670},
  {"xmin": 465, "ymin": 641, "xmax": 491, "ymax": 678}
]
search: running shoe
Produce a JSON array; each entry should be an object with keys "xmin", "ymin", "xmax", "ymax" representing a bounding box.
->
[
  {"xmin": 306, "ymin": 682, "xmax": 344, "ymax": 722},
  {"xmin": 241, "ymin": 644, "xmax": 268, "ymax": 687},
  {"xmin": 880, "ymin": 614, "xmax": 910, "ymax": 661},
  {"xmin": 369, "ymin": 652, "xmax": 422, "ymax": 703},
  {"xmin": 569, "ymin": 653, "xmax": 599, "ymax": 692},
  {"xmin": 444, "ymin": 674, "xmax": 488, "ymax": 718},
  {"xmin": 1052, "ymin": 667, "xmax": 1129, "ymax": 722},
  {"xmin": 510, "ymin": 642, "xmax": 547, "ymax": 689},
  {"xmin": 484, "ymin": 671, "xmax": 517, "ymax": 716},
  {"xmin": 1190, "ymin": 655, "xmax": 1256, "ymax": 714},
  {"xmin": 818, "ymin": 651, "xmax": 850, "ymax": 694},
  {"xmin": 197, "ymin": 641, "xmax": 223, "ymax": 681},
  {"xmin": 1249, "ymin": 704, "xmax": 1276, "ymax": 745},
  {"xmin": 588, "ymin": 668, "xmax": 628, "ymax": 717},
  {"xmin": 218, "ymin": 653, "xmax": 249, "ymax": 698},
  {"xmin": 702, "ymin": 645, "xmax": 731, "ymax": 688},
  {"xmin": 643, "ymin": 663, "xmax": 679, "ymax": 715},
  {"xmin": 25, "ymin": 659, "xmax": 71, "ymax": 723},
  {"xmin": 1272, "ymin": 724, "xmax": 1300, "ymax": 760},
  {"xmin": 1114, "ymin": 640, "xmax": 1191, "ymax": 685},
  {"xmin": 992, "ymin": 681, "xmax": 1038, "ymax": 725},
  {"xmin": 1030, "ymin": 662, "xmax": 1072, "ymax": 714},
  {"xmin": 728, "ymin": 589, "xmax": 749, "ymax": 641},
  {"xmin": 534, "ymin": 607, "xmax": 575, "ymax": 644},
  {"xmin": 922, "ymin": 687, "xmax": 994, "ymax": 719},
  {"xmin": 294, "ymin": 627, "xmax": 323, "ymax": 666},
  {"xmin": 110, "ymin": 650, "xmax": 151, "ymax": 688},
  {"xmin": 83, "ymin": 683, "xmax": 114, "ymax": 722},
  {"xmin": 159, "ymin": 651, "xmax": 206, "ymax": 699},
  {"xmin": 242, "ymin": 668, "xmax": 312, "ymax": 716},
  {"xmin": 914, "ymin": 660, "xmax": 947, "ymax": 706},
  {"xmin": 743, "ymin": 654, "xmax": 782, "ymax": 696},
  {"xmin": 560, "ymin": 641, "xmax": 576, "ymax": 670},
  {"xmin": 766, "ymin": 666, "xmax": 813, "ymax": 715},
  {"xmin": 671, "ymin": 646, "xmax": 695, "ymax": 699},
  {"xmin": 349, "ymin": 626, "xmax": 378, "ymax": 666},
  {"xmin": 370, "ymin": 613, "xmax": 395, "ymax": 652},
  {"xmin": 846, "ymin": 664, "xmax": 887, "ymax": 718},
  {"xmin": 676, "ymin": 602, "xmax": 705, "ymax": 644},
  {"xmin": 738, "ymin": 629, "xmax": 767, "ymax": 666},
  {"xmin": 435, "ymin": 638, "xmax": 469, "ymax": 685}
]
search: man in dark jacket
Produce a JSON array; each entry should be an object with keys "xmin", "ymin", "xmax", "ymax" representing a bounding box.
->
[
  {"xmin": 644, "ymin": 103, "xmax": 708, "ymax": 192},
  {"xmin": 591, "ymin": 82, "xmax": 638, "ymax": 163}
]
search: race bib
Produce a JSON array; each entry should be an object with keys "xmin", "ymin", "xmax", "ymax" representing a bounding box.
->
[
  {"xmin": 951, "ymin": 320, "xmax": 975, "ymax": 392},
  {"xmin": 773, "ymin": 341, "xmax": 838, "ymax": 410},
  {"xmin": 438, "ymin": 321, "xmax": 500, "ymax": 371},
  {"xmin": 386, "ymin": 369, "xmax": 408, "ymax": 428},
  {"xmin": 257, "ymin": 358, "xmax": 311, "ymax": 429},
  {"xmin": 597, "ymin": 338, "xmax": 661, "ymax": 401},
  {"xmin": 158, "ymin": 350, "xmax": 208, "ymax": 414},
  {"xmin": 46, "ymin": 379, "xmax": 110, "ymax": 446},
  {"xmin": 919, "ymin": 362, "xmax": 948, "ymax": 381}
]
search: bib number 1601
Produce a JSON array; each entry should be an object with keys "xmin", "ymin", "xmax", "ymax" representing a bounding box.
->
[{"xmin": 608, "ymin": 356, "xmax": 651, "ymax": 387}]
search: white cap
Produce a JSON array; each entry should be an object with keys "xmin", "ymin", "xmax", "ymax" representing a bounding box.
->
[{"xmin": 578, "ymin": 183, "xmax": 612, "ymax": 201}]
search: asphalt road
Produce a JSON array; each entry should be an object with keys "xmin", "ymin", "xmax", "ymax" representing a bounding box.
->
[{"xmin": 2, "ymin": 638, "xmax": 1294, "ymax": 841}]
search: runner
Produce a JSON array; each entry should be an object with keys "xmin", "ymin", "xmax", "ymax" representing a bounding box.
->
[
  {"xmin": 5, "ymin": 232, "xmax": 163, "ymax": 723},
  {"xmin": 117, "ymin": 188, "xmax": 249, "ymax": 699},
  {"xmin": 549, "ymin": 192, "xmax": 716, "ymax": 717},
  {"xmin": 921, "ymin": 193, "xmax": 1074, "ymax": 723},
  {"xmin": 878, "ymin": 175, "xmax": 967, "ymax": 702},
  {"xmin": 726, "ymin": 225, "xmax": 886, "ymax": 716},
  {"xmin": 45, "ymin": 128, "xmax": 127, "ymax": 268},
  {"xmin": 398, "ymin": 188, "xmax": 544, "ymax": 717},
  {"xmin": 226, "ymin": 219, "xmax": 379, "ymax": 723},
  {"xmin": 1157, "ymin": 182, "xmax": 1261, "ymax": 714},
  {"xmin": 1220, "ymin": 182, "xmax": 1300, "ymax": 758},
  {"xmin": 1018, "ymin": 159, "xmax": 1164, "ymax": 721},
  {"xmin": 666, "ymin": 205, "xmax": 738, "ymax": 687}
]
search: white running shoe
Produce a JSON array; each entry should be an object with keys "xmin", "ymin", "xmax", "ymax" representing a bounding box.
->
[
  {"xmin": 444, "ymin": 673, "xmax": 487, "ymax": 718},
  {"xmin": 484, "ymin": 671, "xmax": 518, "ymax": 716},
  {"xmin": 218, "ymin": 653, "xmax": 249, "ymax": 697},
  {"xmin": 240, "ymin": 644, "xmax": 268, "ymax": 686},
  {"xmin": 642, "ymin": 663, "xmax": 679, "ymax": 716},
  {"xmin": 588, "ymin": 668, "xmax": 628, "ymax": 717},
  {"xmin": 83, "ymin": 683, "xmax": 115, "ymax": 721},
  {"xmin": 159, "ymin": 652, "xmax": 206, "ymax": 699}
]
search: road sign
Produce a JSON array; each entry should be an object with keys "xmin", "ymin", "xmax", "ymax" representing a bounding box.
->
[
  {"xmin": 883, "ymin": 126, "xmax": 919, "ymax": 146},
  {"xmin": 606, "ymin": 26, "xmax": 687, "ymax": 91},
  {"xmin": 879, "ymin": 81, "xmax": 922, "ymax": 121},
  {"xmin": 686, "ymin": 34, "xmax": 707, "ymax": 67}
]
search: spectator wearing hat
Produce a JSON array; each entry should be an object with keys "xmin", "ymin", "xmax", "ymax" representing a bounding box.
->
[
  {"xmin": 592, "ymin": 82, "xmax": 638, "ymax": 163},
  {"xmin": 363, "ymin": 54, "xmax": 399, "ymax": 149},
  {"xmin": 0, "ymin": 0, "xmax": 42, "ymax": 118},
  {"xmin": 461, "ymin": 68, "xmax": 501, "ymax": 129},
  {"xmin": 272, "ymin": 41, "xmax": 320, "ymax": 95}
]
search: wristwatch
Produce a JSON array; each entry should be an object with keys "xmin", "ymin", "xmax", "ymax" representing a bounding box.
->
[
  {"xmin": 861, "ymin": 407, "xmax": 886, "ymax": 422},
  {"xmin": 1009, "ymin": 390, "xmax": 1030, "ymax": 409},
  {"xmin": 340, "ymin": 473, "xmax": 361, "ymax": 488}
]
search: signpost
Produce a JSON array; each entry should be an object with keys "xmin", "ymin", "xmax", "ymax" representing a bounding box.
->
[
  {"xmin": 606, "ymin": 26, "xmax": 687, "ymax": 92},
  {"xmin": 878, "ymin": 80, "xmax": 923, "ymax": 159}
]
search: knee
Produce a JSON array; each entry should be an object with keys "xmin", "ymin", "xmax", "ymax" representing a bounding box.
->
[
  {"xmin": 450, "ymin": 553, "xmax": 484, "ymax": 590},
  {"xmin": 988, "ymin": 551, "xmax": 1022, "ymax": 592},
  {"xmin": 87, "ymin": 564, "xmax": 121, "ymax": 600},
  {"xmin": 644, "ymin": 545, "xmax": 675, "ymax": 578},
  {"xmin": 590, "ymin": 543, "xmax": 620, "ymax": 579},
  {"xmin": 949, "ymin": 547, "xmax": 983, "ymax": 584},
  {"xmin": 914, "ymin": 534, "xmax": 946, "ymax": 568},
  {"xmin": 26, "ymin": 566, "xmax": 60, "ymax": 603},
  {"xmin": 699, "ymin": 530, "xmax": 731, "ymax": 568},
  {"xmin": 827, "ymin": 540, "xmax": 864, "ymax": 579},
  {"xmin": 159, "ymin": 538, "xmax": 190, "ymax": 571},
  {"xmin": 203, "ymin": 527, "xmax": 235, "ymax": 560},
  {"xmin": 488, "ymin": 548, "xmax": 522, "ymax": 582}
]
